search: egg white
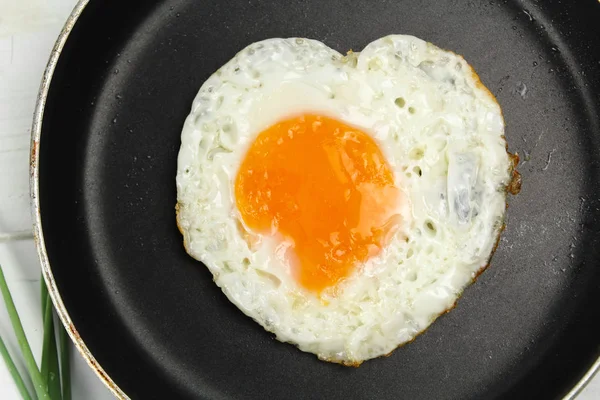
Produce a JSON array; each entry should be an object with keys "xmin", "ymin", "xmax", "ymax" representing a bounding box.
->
[{"xmin": 176, "ymin": 35, "xmax": 513, "ymax": 364}]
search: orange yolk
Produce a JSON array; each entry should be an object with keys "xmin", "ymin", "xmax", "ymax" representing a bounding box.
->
[{"xmin": 235, "ymin": 114, "xmax": 402, "ymax": 293}]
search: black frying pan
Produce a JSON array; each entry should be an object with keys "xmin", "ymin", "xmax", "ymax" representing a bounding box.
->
[{"xmin": 32, "ymin": 0, "xmax": 600, "ymax": 399}]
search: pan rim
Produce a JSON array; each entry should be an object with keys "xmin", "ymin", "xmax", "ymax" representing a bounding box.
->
[
  {"xmin": 27, "ymin": 0, "xmax": 600, "ymax": 399},
  {"xmin": 29, "ymin": 0, "xmax": 127, "ymax": 398}
]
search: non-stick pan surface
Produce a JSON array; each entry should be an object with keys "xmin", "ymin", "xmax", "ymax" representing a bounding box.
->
[{"xmin": 33, "ymin": 0, "xmax": 600, "ymax": 399}]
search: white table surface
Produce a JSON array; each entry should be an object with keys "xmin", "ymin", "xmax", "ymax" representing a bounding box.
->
[{"xmin": 0, "ymin": 1, "xmax": 598, "ymax": 399}]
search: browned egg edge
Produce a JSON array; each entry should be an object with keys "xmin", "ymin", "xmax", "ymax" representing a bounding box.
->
[{"xmin": 173, "ymin": 46, "xmax": 521, "ymax": 368}]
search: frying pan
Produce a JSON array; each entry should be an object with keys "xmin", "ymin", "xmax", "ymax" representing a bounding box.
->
[{"xmin": 31, "ymin": 0, "xmax": 600, "ymax": 398}]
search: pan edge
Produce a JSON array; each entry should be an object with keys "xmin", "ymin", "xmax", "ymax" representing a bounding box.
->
[
  {"xmin": 29, "ymin": 0, "xmax": 128, "ymax": 399},
  {"xmin": 565, "ymin": 358, "xmax": 600, "ymax": 400}
]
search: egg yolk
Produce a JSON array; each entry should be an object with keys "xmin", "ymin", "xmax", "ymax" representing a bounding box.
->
[{"xmin": 235, "ymin": 114, "xmax": 402, "ymax": 293}]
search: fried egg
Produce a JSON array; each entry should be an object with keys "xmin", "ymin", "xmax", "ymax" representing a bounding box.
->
[{"xmin": 176, "ymin": 35, "xmax": 517, "ymax": 365}]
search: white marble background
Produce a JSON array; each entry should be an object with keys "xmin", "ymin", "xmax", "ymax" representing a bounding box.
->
[{"xmin": 0, "ymin": 0, "xmax": 597, "ymax": 398}]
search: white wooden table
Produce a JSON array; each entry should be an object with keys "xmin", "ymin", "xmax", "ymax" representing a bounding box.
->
[{"xmin": 0, "ymin": 1, "xmax": 598, "ymax": 398}]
